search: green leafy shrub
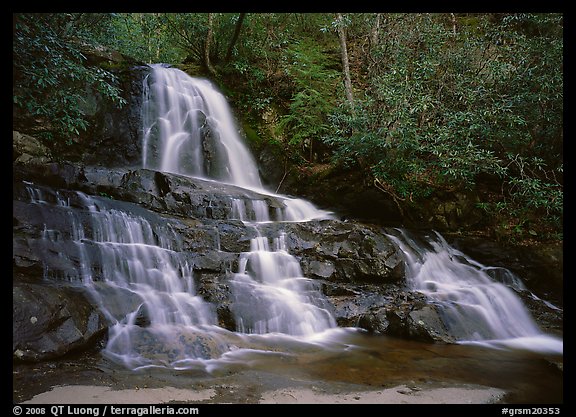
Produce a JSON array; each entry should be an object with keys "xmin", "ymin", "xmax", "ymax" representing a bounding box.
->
[
  {"xmin": 13, "ymin": 13, "xmax": 126, "ymax": 144},
  {"xmin": 322, "ymin": 13, "xmax": 562, "ymax": 238}
]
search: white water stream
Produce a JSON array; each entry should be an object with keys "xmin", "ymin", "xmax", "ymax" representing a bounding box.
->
[
  {"xmin": 19, "ymin": 64, "xmax": 562, "ymax": 372},
  {"xmin": 230, "ymin": 231, "xmax": 336, "ymax": 336},
  {"xmin": 386, "ymin": 229, "xmax": 562, "ymax": 354},
  {"xmin": 142, "ymin": 64, "xmax": 331, "ymax": 222},
  {"xmin": 142, "ymin": 64, "xmax": 262, "ymax": 189}
]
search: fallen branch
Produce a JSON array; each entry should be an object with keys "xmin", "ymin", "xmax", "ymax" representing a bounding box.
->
[
  {"xmin": 275, "ymin": 162, "xmax": 291, "ymax": 194},
  {"xmin": 374, "ymin": 177, "xmax": 405, "ymax": 217}
]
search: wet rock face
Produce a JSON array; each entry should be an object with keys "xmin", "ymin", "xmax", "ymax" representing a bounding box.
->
[
  {"xmin": 14, "ymin": 168, "xmax": 403, "ymax": 339},
  {"xmin": 13, "ymin": 167, "xmax": 408, "ymax": 342},
  {"xmin": 13, "ymin": 131, "xmax": 52, "ymax": 165},
  {"xmin": 12, "ymin": 145, "xmax": 563, "ymax": 362},
  {"xmin": 13, "ymin": 163, "xmax": 407, "ymax": 287},
  {"xmin": 328, "ymin": 285, "xmax": 456, "ymax": 343},
  {"xmin": 13, "ymin": 283, "xmax": 107, "ymax": 362},
  {"xmin": 71, "ymin": 65, "xmax": 150, "ymax": 167}
]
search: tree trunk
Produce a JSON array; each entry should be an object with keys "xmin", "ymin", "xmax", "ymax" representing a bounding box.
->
[
  {"xmin": 371, "ymin": 13, "xmax": 381, "ymax": 49},
  {"xmin": 224, "ymin": 13, "xmax": 246, "ymax": 63},
  {"xmin": 205, "ymin": 13, "xmax": 216, "ymax": 76},
  {"xmin": 337, "ymin": 13, "xmax": 354, "ymax": 109},
  {"xmin": 368, "ymin": 13, "xmax": 383, "ymax": 78}
]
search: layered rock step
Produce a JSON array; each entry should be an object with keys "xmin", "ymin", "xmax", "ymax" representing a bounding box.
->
[{"xmin": 15, "ymin": 162, "xmax": 477, "ymax": 362}]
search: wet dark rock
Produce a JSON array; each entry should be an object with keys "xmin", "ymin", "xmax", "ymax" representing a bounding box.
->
[
  {"xmin": 14, "ymin": 165, "xmax": 406, "ymax": 288},
  {"xmin": 328, "ymin": 286, "xmax": 391, "ymax": 328},
  {"xmin": 12, "ymin": 134, "xmax": 563, "ymax": 360},
  {"xmin": 232, "ymin": 220, "xmax": 406, "ymax": 285},
  {"xmin": 201, "ymin": 118, "xmax": 230, "ymax": 181},
  {"xmin": 357, "ymin": 308, "xmax": 390, "ymax": 334},
  {"xmin": 13, "ymin": 162, "xmax": 87, "ymax": 191},
  {"xmin": 59, "ymin": 65, "xmax": 149, "ymax": 167},
  {"xmin": 323, "ymin": 280, "xmax": 460, "ymax": 344},
  {"xmin": 87, "ymin": 283, "xmax": 149, "ymax": 325},
  {"xmin": 515, "ymin": 292, "xmax": 563, "ymax": 336},
  {"xmin": 13, "ymin": 283, "xmax": 107, "ymax": 362},
  {"xmin": 404, "ymin": 305, "xmax": 455, "ymax": 343}
]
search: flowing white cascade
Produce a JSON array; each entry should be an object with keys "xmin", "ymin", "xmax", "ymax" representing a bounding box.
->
[
  {"xmin": 142, "ymin": 64, "xmax": 333, "ymax": 222},
  {"xmin": 231, "ymin": 198, "xmax": 271, "ymax": 223},
  {"xmin": 140, "ymin": 64, "xmax": 337, "ymax": 339},
  {"xmin": 230, "ymin": 231, "xmax": 336, "ymax": 336},
  {"xmin": 21, "ymin": 66, "xmax": 339, "ymax": 371},
  {"xmin": 26, "ymin": 185, "xmax": 220, "ymax": 369},
  {"xmin": 142, "ymin": 64, "xmax": 262, "ymax": 189},
  {"xmin": 387, "ymin": 229, "xmax": 563, "ymax": 354}
]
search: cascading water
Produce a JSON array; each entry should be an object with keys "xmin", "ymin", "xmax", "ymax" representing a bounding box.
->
[
  {"xmin": 142, "ymin": 64, "xmax": 262, "ymax": 189},
  {"xmin": 386, "ymin": 229, "xmax": 563, "ymax": 354},
  {"xmin": 18, "ymin": 64, "xmax": 561, "ymax": 375},
  {"xmin": 25, "ymin": 184, "xmax": 225, "ymax": 370},
  {"xmin": 140, "ymin": 63, "xmax": 338, "ymax": 341},
  {"xmin": 142, "ymin": 64, "xmax": 332, "ymax": 222},
  {"xmin": 230, "ymin": 231, "xmax": 336, "ymax": 336},
  {"xmin": 14, "ymin": 64, "xmax": 343, "ymax": 375},
  {"xmin": 23, "ymin": 63, "xmax": 338, "ymax": 370}
]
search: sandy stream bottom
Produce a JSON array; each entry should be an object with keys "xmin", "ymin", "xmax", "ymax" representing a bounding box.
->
[
  {"xmin": 14, "ymin": 333, "xmax": 562, "ymax": 404},
  {"xmin": 23, "ymin": 383, "xmax": 505, "ymax": 404}
]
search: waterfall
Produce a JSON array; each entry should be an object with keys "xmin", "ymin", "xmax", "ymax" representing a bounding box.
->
[
  {"xmin": 142, "ymin": 64, "xmax": 333, "ymax": 222},
  {"xmin": 142, "ymin": 64, "xmax": 262, "ymax": 189},
  {"xmin": 230, "ymin": 231, "xmax": 336, "ymax": 335},
  {"xmin": 141, "ymin": 63, "xmax": 337, "ymax": 336},
  {"xmin": 386, "ymin": 229, "xmax": 563, "ymax": 354},
  {"xmin": 16, "ymin": 64, "xmax": 561, "ymax": 375},
  {"xmin": 17, "ymin": 66, "xmax": 341, "ymax": 371},
  {"xmin": 228, "ymin": 196, "xmax": 336, "ymax": 335},
  {"xmin": 25, "ymin": 184, "xmax": 223, "ymax": 369}
]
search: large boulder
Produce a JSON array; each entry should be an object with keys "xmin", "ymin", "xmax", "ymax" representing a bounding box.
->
[
  {"xmin": 332, "ymin": 285, "xmax": 456, "ymax": 343},
  {"xmin": 283, "ymin": 221, "xmax": 405, "ymax": 283},
  {"xmin": 13, "ymin": 131, "xmax": 52, "ymax": 165},
  {"xmin": 13, "ymin": 283, "xmax": 107, "ymax": 362}
]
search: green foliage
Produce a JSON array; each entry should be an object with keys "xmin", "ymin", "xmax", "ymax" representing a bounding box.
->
[
  {"xmin": 93, "ymin": 13, "xmax": 185, "ymax": 64},
  {"xmin": 502, "ymin": 154, "xmax": 563, "ymax": 217},
  {"xmin": 322, "ymin": 13, "xmax": 562, "ymax": 236},
  {"xmin": 12, "ymin": 12, "xmax": 563, "ymax": 240},
  {"xmin": 13, "ymin": 13, "xmax": 127, "ymax": 143},
  {"xmin": 186, "ymin": 13, "xmax": 341, "ymax": 163},
  {"xmin": 277, "ymin": 39, "xmax": 340, "ymax": 159}
]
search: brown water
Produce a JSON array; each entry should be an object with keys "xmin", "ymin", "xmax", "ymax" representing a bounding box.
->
[{"xmin": 13, "ymin": 331, "xmax": 562, "ymax": 404}]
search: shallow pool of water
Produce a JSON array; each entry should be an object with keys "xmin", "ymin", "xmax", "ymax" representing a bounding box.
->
[{"xmin": 13, "ymin": 329, "xmax": 562, "ymax": 404}]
